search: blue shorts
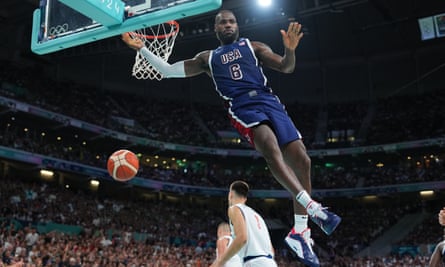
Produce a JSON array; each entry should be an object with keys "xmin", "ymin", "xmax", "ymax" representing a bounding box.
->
[{"xmin": 228, "ymin": 91, "xmax": 302, "ymax": 147}]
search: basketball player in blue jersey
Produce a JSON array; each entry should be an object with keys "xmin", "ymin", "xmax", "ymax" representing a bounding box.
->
[
  {"xmin": 211, "ymin": 181, "xmax": 277, "ymax": 267},
  {"xmin": 216, "ymin": 222, "xmax": 243, "ymax": 267},
  {"xmin": 122, "ymin": 9, "xmax": 341, "ymax": 266}
]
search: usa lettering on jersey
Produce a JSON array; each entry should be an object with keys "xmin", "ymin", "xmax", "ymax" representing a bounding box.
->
[{"xmin": 220, "ymin": 49, "xmax": 243, "ymax": 64}]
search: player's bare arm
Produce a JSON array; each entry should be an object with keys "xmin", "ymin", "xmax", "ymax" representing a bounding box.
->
[
  {"xmin": 216, "ymin": 237, "xmax": 230, "ymax": 260},
  {"xmin": 252, "ymin": 22, "xmax": 303, "ymax": 73},
  {"xmin": 183, "ymin": 50, "xmax": 211, "ymax": 77}
]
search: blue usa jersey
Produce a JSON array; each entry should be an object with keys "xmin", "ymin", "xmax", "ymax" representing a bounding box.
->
[
  {"xmin": 209, "ymin": 38, "xmax": 271, "ymax": 101},
  {"xmin": 209, "ymin": 38, "xmax": 302, "ymax": 147}
]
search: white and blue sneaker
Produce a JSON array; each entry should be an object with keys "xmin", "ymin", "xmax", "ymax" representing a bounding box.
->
[
  {"xmin": 306, "ymin": 201, "xmax": 341, "ymax": 235},
  {"xmin": 285, "ymin": 228, "xmax": 320, "ymax": 267}
]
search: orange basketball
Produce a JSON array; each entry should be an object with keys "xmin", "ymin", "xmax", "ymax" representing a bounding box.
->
[{"xmin": 107, "ymin": 149, "xmax": 139, "ymax": 182}]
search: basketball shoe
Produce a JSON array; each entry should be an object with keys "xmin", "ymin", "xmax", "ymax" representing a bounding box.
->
[
  {"xmin": 306, "ymin": 201, "xmax": 341, "ymax": 235},
  {"xmin": 285, "ymin": 228, "xmax": 320, "ymax": 267}
]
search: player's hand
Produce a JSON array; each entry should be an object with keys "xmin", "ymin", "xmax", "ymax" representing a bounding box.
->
[
  {"xmin": 280, "ymin": 22, "xmax": 304, "ymax": 51},
  {"xmin": 121, "ymin": 32, "xmax": 145, "ymax": 50}
]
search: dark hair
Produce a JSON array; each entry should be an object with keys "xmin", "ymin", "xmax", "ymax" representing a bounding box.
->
[
  {"xmin": 215, "ymin": 9, "xmax": 236, "ymax": 23},
  {"xmin": 230, "ymin": 180, "xmax": 249, "ymax": 198}
]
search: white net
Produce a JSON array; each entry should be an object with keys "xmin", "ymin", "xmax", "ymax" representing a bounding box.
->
[{"xmin": 131, "ymin": 21, "xmax": 179, "ymax": 81}]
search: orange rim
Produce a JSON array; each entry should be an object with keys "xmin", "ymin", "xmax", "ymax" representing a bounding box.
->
[{"xmin": 130, "ymin": 20, "xmax": 179, "ymax": 40}]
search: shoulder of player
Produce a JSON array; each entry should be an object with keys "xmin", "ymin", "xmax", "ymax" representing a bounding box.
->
[
  {"xmin": 191, "ymin": 50, "xmax": 212, "ymax": 68},
  {"xmin": 228, "ymin": 204, "xmax": 243, "ymax": 218},
  {"xmin": 249, "ymin": 41, "xmax": 271, "ymax": 50},
  {"xmin": 193, "ymin": 50, "xmax": 211, "ymax": 61}
]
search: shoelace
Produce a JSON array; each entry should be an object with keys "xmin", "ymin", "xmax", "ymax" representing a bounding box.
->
[
  {"xmin": 301, "ymin": 231, "xmax": 315, "ymax": 247},
  {"xmin": 307, "ymin": 202, "xmax": 328, "ymax": 219}
]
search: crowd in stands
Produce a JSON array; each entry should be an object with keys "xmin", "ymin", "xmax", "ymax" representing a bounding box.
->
[
  {"xmin": 398, "ymin": 202, "xmax": 444, "ymax": 247},
  {"xmin": 1, "ymin": 115, "xmax": 445, "ymax": 191},
  {"xmin": 325, "ymin": 102, "xmax": 368, "ymax": 148},
  {"xmin": 1, "ymin": 60, "xmax": 445, "ymax": 266},
  {"xmin": 0, "ymin": 176, "xmax": 442, "ymax": 267},
  {"xmin": 1, "ymin": 118, "xmax": 445, "ymax": 191},
  {"xmin": 1, "ymin": 60, "xmax": 444, "ymax": 150},
  {"xmin": 0, "ymin": 176, "xmax": 224, "ymax": 267},
  {"xmin": 367, "ymin": 92, "xmax": 445, "ymax": 145}
]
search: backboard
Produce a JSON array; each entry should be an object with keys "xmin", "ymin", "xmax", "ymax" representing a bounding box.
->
[{"xmin": 31, "ymin": 0, "xmax": 222, "ymax": 55}]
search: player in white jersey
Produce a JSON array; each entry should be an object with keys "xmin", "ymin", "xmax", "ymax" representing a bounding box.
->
[
  {"xmin": 216, "ymin": 222, "xmax": 243, "ymax": 267},
  {"xmin": 211, "ymin": 180, "xmax": 277, "ymax": 267}
]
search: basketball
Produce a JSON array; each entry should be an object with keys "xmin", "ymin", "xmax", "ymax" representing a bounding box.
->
[{"xmin": 107, "ymin": 149, "xmax": 139, "ymax": 182}]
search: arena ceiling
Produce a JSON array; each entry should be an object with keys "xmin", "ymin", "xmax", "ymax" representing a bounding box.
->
[{"xmin": 1, "ymin": 0, "xmax": 445, "ymax": 104}]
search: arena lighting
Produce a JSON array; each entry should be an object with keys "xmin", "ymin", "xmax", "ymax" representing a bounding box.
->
[
  {"xmin": 40, "ymin": 169, "xmax": 54, "ymax": 177},
  {"xmin": 376, "ymin": 162, "xmax": 384, "ymax": 167},
  {"xmin": 363, "ymin": 195, "xmax": 377, "ymax": 201},
  {"xmin": 420, "ymin": 190, "xmax": 434, "ymax": 196},
  {"xmin": 257, "ymin": 0, "xmax": 272, "ymax": 7},
  {"xmin": 90, "ymin": 180, "xmax": 100, "ymax": 187}
]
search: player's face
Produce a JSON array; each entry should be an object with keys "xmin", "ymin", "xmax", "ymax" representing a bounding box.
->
[{"xmin": 214, "ymin": 11, "xmax": 239, "ymax": 45}]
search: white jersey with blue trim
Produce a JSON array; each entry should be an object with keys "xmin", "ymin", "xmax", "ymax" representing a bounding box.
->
[
  {"xmin": 217, "ymin": 235, "xmax": 243, "ymax": 267},
  {"xmin": 209, "ymin": 38, "xmax": 272, "ymax": 101},
  {"xmin": 232, "ymin": 203, "xmax": 274, "ymax": 260}
]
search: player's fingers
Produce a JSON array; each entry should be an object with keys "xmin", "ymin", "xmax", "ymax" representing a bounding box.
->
[
  {"xmin": 121, "ymin": 32, "xmax": 132, "ymax": 41},
  {"xmin": 287, "ymin": 22, "xmax": 294, "ymax": 34},
  {"xmin": 295, "ymin": 23, "xmax": 302, "ymax": 33},
  {"xmin": 298, "ymin": 32, "xmax": 304, "ymax": 40},
  {"xmin": 289, "ymin": 22, "xmax": 302, "ymax": 38}
]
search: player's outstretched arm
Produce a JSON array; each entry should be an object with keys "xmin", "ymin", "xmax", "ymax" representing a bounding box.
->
[
  {"xmin": 253, "ymin": 22, "xmax": 303, "ymax": 73},
  {"xmin": 122, "ymin": 32, "xmax": 186, "ymax": 78},
  {"xmin": 121, "ymin": 33, "xmax": 209, "ymax": 78}
]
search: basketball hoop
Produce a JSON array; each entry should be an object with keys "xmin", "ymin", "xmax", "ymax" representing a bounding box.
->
[{"xmin": 130, "ymin": 20, "xmax": 179, "ymax": 81}]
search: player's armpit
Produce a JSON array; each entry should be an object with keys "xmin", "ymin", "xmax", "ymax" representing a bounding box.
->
[{"xmin": 183, "ymin": 50, "xmax": 211, "ymax": 77}]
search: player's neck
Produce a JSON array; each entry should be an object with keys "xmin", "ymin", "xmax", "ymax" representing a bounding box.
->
[
  {"xmin": 220, "ymin": 39, "xmax": 238, "ymax": 46},
  {"xmin": 230, "ymin": 198, "xmax": 246, "ymax": 206}
]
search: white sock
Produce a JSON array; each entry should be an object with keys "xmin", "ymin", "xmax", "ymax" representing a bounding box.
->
[
  {"xmin": 296, "ymin": 191, "xmax": 327, "ymax": 220},
  {"xmin": 294, "ymin": 215, "xmax": 308, "ymax": 233},
  {"xmin": 296, "ymin": 190, "xmax": 312, "ymax": 208}
]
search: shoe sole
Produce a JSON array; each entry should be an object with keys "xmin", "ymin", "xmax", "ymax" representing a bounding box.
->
[
  {"xmin": 312, "ymin": 213, "xmax": 342, "ymax": 235},
  {"xmin": 284, "ymin": 237, "xmax": 320, "ymax": 267},
  {"xmin": 323, "ymin": 215, "xmax": 341, "ymax": 235}
]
